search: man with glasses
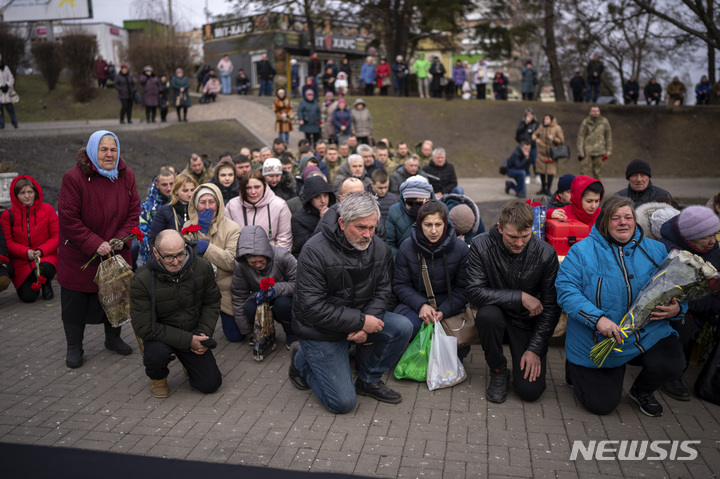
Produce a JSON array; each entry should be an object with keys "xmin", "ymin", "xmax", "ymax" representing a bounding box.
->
[{"xmin": 130, "ymin": 229, "xmax": 223, "ymax": 399}]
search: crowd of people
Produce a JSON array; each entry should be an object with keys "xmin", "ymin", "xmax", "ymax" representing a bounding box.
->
[{"xmin": 1, "ymin": 120, "xmax": 718, "ymax": 420}]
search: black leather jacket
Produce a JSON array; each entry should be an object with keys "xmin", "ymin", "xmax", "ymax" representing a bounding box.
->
[{"xmin": 466, "ymin": 226, "xmax": 560, "ymax": 355}]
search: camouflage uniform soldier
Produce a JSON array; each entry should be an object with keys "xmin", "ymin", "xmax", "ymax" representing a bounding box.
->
[{"xmin": 577, "ymin": 106, "xmax": 612, "ymax": 179}]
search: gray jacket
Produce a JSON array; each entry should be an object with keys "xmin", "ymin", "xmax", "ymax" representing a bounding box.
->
[{"xmin": 231, "ymin": 225, "xmax": 297, "ymax": 334}]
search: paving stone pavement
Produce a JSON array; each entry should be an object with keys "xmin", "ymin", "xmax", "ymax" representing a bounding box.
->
[{"xmin": 1, "ymin": 286, "xmax": 720, "ymax": 478}]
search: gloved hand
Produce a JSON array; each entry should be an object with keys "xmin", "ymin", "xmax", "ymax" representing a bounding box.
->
[
  {"xmin": 195, "ymin": 240, "xmax": 209, "ymax": 254},
  {"xmin": 198, "ymin": 208, "xmax": 214, "ymax": 233},
  {"xmin": 254, "ymin": 287, "xmax": 275, "ymax": 304},
  {"xmin": 0, "ymin": 85, "xmax": 8, "ymax": 93}
]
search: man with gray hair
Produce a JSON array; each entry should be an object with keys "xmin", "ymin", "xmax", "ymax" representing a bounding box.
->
[
  {"xmin": 290, "ymin": 192, "xmax": 412, "ymax": 413},
  {"xmin": 332, "ymin": 153, "xmax": 371, "ymax": 194},
  {"xmin": 357, "ymin": 143, "xmax": 383, "ymax": 177},
  {"xmin": 422, "ymin": 147, "xmax": 461, "ymax": 200}
]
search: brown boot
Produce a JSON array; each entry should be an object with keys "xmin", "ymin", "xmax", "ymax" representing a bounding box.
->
[{"xmin": 150, "ymin": 378, "xmax": 169, "ymax": 398}]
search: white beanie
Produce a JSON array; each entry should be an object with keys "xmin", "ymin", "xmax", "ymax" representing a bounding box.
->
[
  {"xmin": 194, "ymin": 187, "xmax": 216, "ymax": 209},
  {"xmin": 262, "ymin": 158, "xmax": 283, "ymax": 176}
]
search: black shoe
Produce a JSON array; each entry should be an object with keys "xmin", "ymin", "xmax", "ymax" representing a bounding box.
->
[
  {"xmin": 536, "ymin": 189, "xmax": 546, "ymax": 196},
  {"xmin": 355, "ymin": 379, "xmax": 402, "ymax": 404},
  {"xmin": 66, "ymin": 346, "xmax": 84, "ymax": 369},
  {"xmin": 127, "ymin": 120, "xmax": 133, "ymax": 124},
  {"xmin": 487, "ymin": 367, "xmax": 510, "ymax": 404},
  {"xmin": 505, "ymin": 181, "xmax": 512, "ymax": 195},
  {"xmin": 629, "ymin": 385, "xmax": 663, "ymax": 417},
  {"xmin": 516, "ymin": 192, "xmax": 526, "ymax": 199},
  {"xmin": 120, "ymin": 121, "xmax": 125, "ymax": 124},
  {"xmin": 105, "ymin": 335, "xmax": 132, "ymax": 355},
  {"xmin": 42, "ymin": 282, "xmax": 54, "ymax": 300},
  {"xmin": 661, "ymin": 379, "xmax": 690, "ymax": 401},
  {"xmin": 288, "ymin": 343, "xmax": 309, "ymax": 390}
]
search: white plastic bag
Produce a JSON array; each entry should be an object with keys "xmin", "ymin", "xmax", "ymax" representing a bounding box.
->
[{"xmin": 427, "ymin": 320, "xmax": 467, "ymax": 390}]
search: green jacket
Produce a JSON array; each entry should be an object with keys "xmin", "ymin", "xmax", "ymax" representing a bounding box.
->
[
  {"xmin": 577, "ymin": 115, "xmax": 612, "ymax": 157},
  {"xmin": 412, "ymin": 57, "xmax": 430, "ymax": 79},
  {"xmin": 130, "ymin": 245, "xmax": 221, "ymax": 350}
]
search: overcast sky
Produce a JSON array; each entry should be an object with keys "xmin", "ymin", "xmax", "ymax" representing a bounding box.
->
[{"xmin": 1, "ymin": 0, "xmax": 236, "ymax": 28}]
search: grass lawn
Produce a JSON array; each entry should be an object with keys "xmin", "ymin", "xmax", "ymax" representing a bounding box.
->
[{"xmin": 13, "ymin": 74, "xmax": 119, "ymax": 122}]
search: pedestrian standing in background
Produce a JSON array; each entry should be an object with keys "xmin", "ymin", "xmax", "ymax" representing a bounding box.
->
[
  {"xmin": 171, "ymin": 68, "xmax": 191, "ymax": 122},
  {"xmin": 585, "ymin": 53, "xmax": 604, "ymax": 102},
  {"xmin": 216, "ymin": 55, "xmax": 234, "ymax": 95},
  {"xmin": 577, "ymin": 106, "xmax": 612, "ymax": 179},
  {"xmin": 360, "ymin": 56, "xmax": 377, "ymax": 96},
  {"xmin": 452, "ymin": 59, "xmax": 467, "ymax": 98},
  {"xmin": 520, "ymin": 60, "xmax": 537, "ymax": 101},
  {"xmin": 429, "ymin": 56, "xmax": 446, "ymax": 99},
  {"xmin": 297, "ymin": 89, "xmax": 322, "ymax": 148},
  {"xmin": 493, "ymin": 71, "xmax": 509, "ymax": 100},
  {"xmin": 158, "ymin": 73, "xmax": 170, "ymax": 123},
  {"xmin": 569, "ymin": 71, "xmax": 585, "ymax": 103},
  {"xmin": 114, "ymin": 64, "xmax": 136, "ymax": 125},
  {"xmin": 290, "ymin": 59, "xmax": 300, "ymax": 98},
  {"xmin": 274, "ymin": 88, "xmax": 293, "ymax": 144},
  {"xmin": 412, "ymin": 52, "xmax": 430, "ymax": 99},
  {"xmin": 392, "ymin": 56, "xmax": 409, "ymax": 97},
  {"xmin": 94, "ymin": 56, "xmax": 108, "ymax": 88},
  {"xmin": 258, "ymin": 53, "xmax": 276, "ymax": 96},
  {"xmin": 471, "ymin": 56, "xmax": 488, "ymax": 100},
  {"xmin": 139, "ymin": 65, "xmax": 161, "ymax": 123},
  {"xmin": 376, "ymin": 57, "xmax": 391, "ymax": 96},
  {"xmin": 0, "ymin": 53, "xmax": 19, "ymax": 129}
]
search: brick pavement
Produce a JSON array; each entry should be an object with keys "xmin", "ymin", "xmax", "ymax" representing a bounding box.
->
[{"xmin": 1, "ymin": 287, "xmax": 720, "ymax": 478}]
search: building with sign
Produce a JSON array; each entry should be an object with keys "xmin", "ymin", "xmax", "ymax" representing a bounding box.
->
[{"xmin": 202, "ymin": 13, "xmax": 376, "ymax": 92}]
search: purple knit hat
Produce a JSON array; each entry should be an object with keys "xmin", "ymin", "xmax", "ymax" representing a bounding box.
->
[
  {"xmin": 677, "ymin": 206, "xmax": 720, "ymax": 240},
  {"xmin": 303, "ymin": 165, "xmax": 322, "ymax": 181}
]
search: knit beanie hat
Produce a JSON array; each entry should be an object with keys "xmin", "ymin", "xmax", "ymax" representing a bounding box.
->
[
  {"xmin": 677, "ymin": 206, "xmax": 720, "ymax": 240},
  {"xmin": 448, "ymin": 204, "xmax": 475, "ymax": 235},
  {"xmin": 303, "ymin": 165, "xmax": 322, "ymax": 181},
  {"xmin": 400, "ymin": 175, "xmax": 432, "ymax": 199},
  {"xmin": 557, "ymin": 174, "xmax": 575, "ymax": 193},
  {"xmin": 625, "ymin": 159, "xmax": 652, "ymax": 179},
  {"xmin": 194, "ymin": 187, "xmax": 216, "ymax": 209},
  {"xmin": 262, "ymin": 158, "xmax": 283, "ymax": 176}
]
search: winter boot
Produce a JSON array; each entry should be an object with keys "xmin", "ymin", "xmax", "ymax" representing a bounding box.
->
[
  {"xmin": 545, "ymin": 175, "xmax": 554, "ymax": 196},
  {"xmin": 104, "ymin": 323, "xmax": 132, "ymax": 355},
  {"xmin": 150, "ymin": 378, "xmax": 169, "ymax": 398},
  {"xmin": 63, "ymin": 322, "xmax": 85, "ymax": 369}
]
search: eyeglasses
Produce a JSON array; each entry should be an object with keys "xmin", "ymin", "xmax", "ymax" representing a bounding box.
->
[
  {"xmin": 157, "ymin": 251, "xmax": 187, "ymax": 262},
  {"xmin": 405, "ymin": 199, "xmax": 427, "ymax": 206}
]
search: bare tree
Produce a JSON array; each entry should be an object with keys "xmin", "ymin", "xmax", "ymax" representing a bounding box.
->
[
  {"xmin": 543, "ymin": 0, "xmax": 566, "ymax": 100},
  {"xmin": 630, "ymin": 0, "xmax": 719, "ymax": 82}
]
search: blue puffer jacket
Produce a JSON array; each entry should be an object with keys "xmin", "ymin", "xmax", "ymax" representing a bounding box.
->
[
  {"xmin": 557, "ymin": 225, "xmax": 685, "ymax": 369},
  {"xmin": 394, "ymin": 221, "xmax": 468, "ymax": 320}
]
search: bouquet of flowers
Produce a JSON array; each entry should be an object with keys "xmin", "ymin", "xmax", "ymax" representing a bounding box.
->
[
  {"xmin": 82, "ymin": 227, "xmax": 144, "ymax": 269},
  {"xmin": 180, "ymin": 224, "xmax": 202, "ymax": 239},
  {"xmin": 590, "ymin": 249, "xmax": 720, "ymax": 367},
  {"xmin": 30, "ymin": 257, "xmax": 47, "ymax": 291},
  {"xmin": 253, "ymin": 277, "xmax": 277, "ymax": 362}
]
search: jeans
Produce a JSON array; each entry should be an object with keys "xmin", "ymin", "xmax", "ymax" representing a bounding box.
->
[
  {"xmin": 220, "ymin": 75, "xmax": 231, "ymax": 94},
  {"xmin": 506, "ymin": 169, "xmax": 526, "ymax": 196},
  {"xmin": 0, "ymin": 102, "xmax": 18, "ymax": 128},
  {"xmin": 260, "ymin": 79, "xmax": 273, "ymax": 96},
  {"xmin": 293, "ymin": 311, "xmax": 412, "ymax": 414},
  {"xmin": 278, "ymin": 131, "xmax": 289, "ymax": 143},
  {"xmin": 585, "ymin": 83, "xmax": 600, "ymax": 102}
]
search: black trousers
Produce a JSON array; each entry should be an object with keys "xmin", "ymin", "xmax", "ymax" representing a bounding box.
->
[
  {"xmin": 475, "ymin": 305, "xmax": 547, "ymax": 402},
  {"xmin": 16, "ymin": 263, "xmax": 55, "ymax": 303},
  {"xmin": 143, "ymin": 340, "xmax": 222, "ymax": 394},
  {"xmin": 145, "ymin": 106, "xmax": 157, "ymax": 122},
  {"xmin": 567, "ymin": 335, "xmax": 684, "ymax": 415},
  {"xmin": 304, "ymin": 132, "xmax": 320, "ymax": 148},
  {"xmin": 119, "ymin": 99, "xmax": 133, "ymax": 122}
]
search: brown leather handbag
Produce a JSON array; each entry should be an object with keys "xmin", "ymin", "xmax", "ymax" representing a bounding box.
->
[{"xmin": 420, "ymin": 255, "xmax": 480, "ymax": 349}]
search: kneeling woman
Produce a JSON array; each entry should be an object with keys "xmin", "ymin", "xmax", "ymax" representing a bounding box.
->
[
  {"xmin": 556, "ymin": 195, "xmax": 686, "ymax": 417},
  {"xmin": 231, "ymin": 225, "xmax": 298, "ymax": 347},
  {"xmin": 393, "ymin": 201, "xmax": 470, "ymax": 358},
  {"xmin": 1, "ymin": 176, "xmax": 58, "ymax": 302}
]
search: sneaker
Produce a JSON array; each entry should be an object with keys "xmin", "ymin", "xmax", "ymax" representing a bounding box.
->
[
  {"xmin": 288, "ymin": 343, "xmax": 309, "ymax": 390},
  {"xmin": 524, "ymin": 176, "xmax": 530, "ymax": 185},
  {"xmin": 487, "ymin": 367, "xmax": 510, "ymax": 403},
  {"xmin": 355, "ymin": 379, "xmax": 402, "ymax": 404},
  {"xmin": 661, "ymin": 379, "xmax": 690, "ymax": 401},
  {"xmin": 629, "ymin": 385, "xmax": 663, "ymax": 417},
  {"xmin": 535, "ymin": 174, "xmax": 542, "ymax": 184}
]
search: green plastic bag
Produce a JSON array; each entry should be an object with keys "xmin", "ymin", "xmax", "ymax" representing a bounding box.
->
[{"xmin": 394, "ymin": 323, "xmax": 433, "ymax": 381}]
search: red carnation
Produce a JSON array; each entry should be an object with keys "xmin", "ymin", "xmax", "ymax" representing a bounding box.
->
[
  {"xmin": 342, "ymin": 121, "xmax": 347, "ymax": 126},
  {"xmin": 259, "ymin": 277, "xmax": 275, "ymax": 291},
  {"xmin": 188, "ymin": 225, "xmax": 202, "ymax": 233},
  {"xmin": 318, "ymin": 121, "xmax": 322, "ymax": 125},
  {"xmin": 131, "ymin": 226, "xmax": 144, "ymax": 242},
  {"xmin": 31, "ymin": 283, "xmax": 41, "ymax": 291},
  {"xmin": 180, "ymin": 227, "xmax": 190, "ymax": 235},
  {"xmin": 37, "ymin": 275, "xmax": 47, "ymax": 285}
]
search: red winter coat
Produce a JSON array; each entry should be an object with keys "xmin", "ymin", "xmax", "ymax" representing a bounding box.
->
[
  {"xmin": 57, "ymin": 149, "xmax": 141, "ymax": 293},
  {"xmin": 0, "ymin": 175, "xmax": 59, "ymax": 288},
  {"xmin": 376, "ymin": 63, "xmax": 391, "ymax": 89}
]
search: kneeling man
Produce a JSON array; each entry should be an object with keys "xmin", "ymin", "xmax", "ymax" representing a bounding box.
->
[
  {"xmin": 290, "ymin": 192, "xmax": 412, "ymax": 413},
  {"xmin": 131, "ymin": 229, "xmax": 222, "ymax": 398},
  {"xmin": 467, "ymin": 201, "xmax": 560, "ymax": 403}
]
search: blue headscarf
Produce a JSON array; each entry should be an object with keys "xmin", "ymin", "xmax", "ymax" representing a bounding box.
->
[{"xmin": 86, "ymin": 130, "xmax": 120, "ymax": 181}]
